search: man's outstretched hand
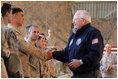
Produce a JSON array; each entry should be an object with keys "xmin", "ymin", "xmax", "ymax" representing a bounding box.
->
[{"xmin": 46, "ymin": 50, "xmax": 53, "ymax": 60}]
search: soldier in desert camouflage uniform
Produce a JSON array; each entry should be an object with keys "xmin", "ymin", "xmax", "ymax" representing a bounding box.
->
[
  {"xmin": 100, "ymin": 44, "xmax": 117, "ymax": 78},
  {"xmin": 27, "ymin": 25, "xmax": 41, "ymax": 78},
  {"xmin": 1, "ymin": 2, "xmax": 10, "ymax": 78},
  {"xmin": 44, "ymin": 39, "xmax": 58, "ymax": 78},
  {"xmin": 11, "ymin": 8, "xmax": 31, "ymax": 78},
  {"xmin": 2, "ymin": 3, "xmax": 24, "ymax": 78},
  {"xmin": 11, "ymin": 8, "xmax": 48, "ymax": 78},
  {"xmin": 46, "ymin": 29, "xmax": 62, "ymax": 75},
  {"xmin": 40, "ymin": 37, "xmax": 58, "ymax": 78}
]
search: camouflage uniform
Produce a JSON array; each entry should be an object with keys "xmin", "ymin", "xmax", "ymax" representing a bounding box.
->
[
  {"xmin": 40, "ymin": 57, "xmax": 49, "ymax": 78},
  {"xmin": 100, "ymin": 53, "xmax": 117, "ymax": 78},
  {"xmin": 39, "ymin": 48, "xmax": 58, "ymax": 78},
  {"xmin": 4, "ymin": 24, "xmax": 47, "ymax": 78},
  {"xmin": 19, "ymin": 50, "xmax": 31, "ymax": 78},
  {"xmin": 28, "ymin": 41, "xmax": 40, "ymax": 78},
  {"xmin": 46, "ymin": 36, "xmax": 60, "ymax": 74},
  {"xmin": 17, "ymin": 35, "xmax": 47, "ymax": 61},
  {"xmin": 47, "ymin": 59, "xmax": 58, "ymax": 78},
  {"xmin": 4, "ymin": 24, "xmax": 24, "ymax": 78},
  {"xmin": 1, "ymin": 23, "xmax": 10, "ymax": 78}
]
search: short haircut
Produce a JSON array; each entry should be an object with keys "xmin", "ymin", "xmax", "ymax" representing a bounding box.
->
[
  {"xmin": 25, "ymin": 25, "xmax": 32, "ymax": 34},
  {"xmin": 1, "ymin": 3, "xmax": 11, "ymax": 17},
  {"xmin": 12, "ymin": 8, "xmax": 23, "ymax": 14},
  {"xmin": 28, "ymin": 25, "xmax": 39, "ymax": 32},
  {"xmin": 38, "ymin": 36, "xmax": 42, "ymax": 40},
  {"xmin": 39, "ymin": 33, "xmax": 45, "ymax": 36}
]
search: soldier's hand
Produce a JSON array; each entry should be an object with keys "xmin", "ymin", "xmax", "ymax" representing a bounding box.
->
[
  {"xmin": 46, "ymin": 50, "xmax": 53, "ymax": 60},
  {"xmin": 2, "ymin": 48, "xmax": 10, "ymax": 58},
  {"xmin": 51, "ymin": 46, "xmax": 57, "ymax": 50},
  {"xmin": 108, "ymin": 65, "xmax": 112, "ymax": 70},
  {"xmin": 9, "ymin": 48, "xmax": 15, "ymax": 54}
]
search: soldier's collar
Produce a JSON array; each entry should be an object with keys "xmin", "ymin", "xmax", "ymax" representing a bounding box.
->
[
  {"xmin": 7, "ymin": 23, "xmax": 18, "ymax": 31},
  {"xmin": 27, "ymin": 40, "xmax": 34, "ymax": 46}
]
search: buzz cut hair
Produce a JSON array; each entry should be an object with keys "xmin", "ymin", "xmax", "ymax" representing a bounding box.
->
[
  {"xmin": 28, "ymin": 25, "xmax": 39, "ymax": 32},
  {"xmin": 12, "ymin": 8, "xmax": 23, "ymax": 14},
  {"xmin": 26, "ymin": 25, "xmax": 32, "ymax": 34},
  {"xmin": 1, "ymin": 3, "xmax": 12, "ymax": 17}
]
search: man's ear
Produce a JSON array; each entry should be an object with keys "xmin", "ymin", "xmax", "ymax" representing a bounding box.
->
[
  {"xmin": 12, "ymin": 14, "xmax": 17, "ymax": 21},
  {"xmin": 6, "ymin": 12, "xmax": 9, "ymax": 17},
  {"xmin": 12, "ymin": 13, "xmax": 17, "ymax": 18},
  {"xmin": 82, "ymin": 19, "xmax": 87, "ymax": 24},
  {"xmin": 28, "ymin": 32, "xmax": 30, "ymax": 36}
]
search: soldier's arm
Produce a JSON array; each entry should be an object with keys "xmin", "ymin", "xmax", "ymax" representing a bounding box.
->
[
  {"xmin": 2, "ymin": 28, "xmax": 14, "ymax": 58},
  {"xmin": 1, "ymin": 39, "xmax": 10, "ymax": 58},
  {"xmin": 17, "ymin": 37, "xmax": 47, "ymax": 61}
]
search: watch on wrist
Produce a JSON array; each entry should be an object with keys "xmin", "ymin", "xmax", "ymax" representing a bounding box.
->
[{"xmin": 79, "ymin": 59, "xmax": 83, "ymax": 65}]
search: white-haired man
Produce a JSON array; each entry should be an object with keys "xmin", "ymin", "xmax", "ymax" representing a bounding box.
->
[{"xmin": 47, "ymin": 10, "xmax": 104, "ymax": 78}]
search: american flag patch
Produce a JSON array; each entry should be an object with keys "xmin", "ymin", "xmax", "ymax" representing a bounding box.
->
[{"xmin": 92, "ymin": 38, "xmax": 98, "ymax": 44}]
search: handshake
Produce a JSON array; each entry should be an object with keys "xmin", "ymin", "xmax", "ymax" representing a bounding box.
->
[{"xmin": 46, "ymin": 50, "xmax": 53, "ymax": 60}]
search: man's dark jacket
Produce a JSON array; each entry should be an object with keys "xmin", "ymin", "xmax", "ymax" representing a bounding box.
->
[{"xmin": 52, "ymin": 23, "xmax": 104, "ymax": 75}]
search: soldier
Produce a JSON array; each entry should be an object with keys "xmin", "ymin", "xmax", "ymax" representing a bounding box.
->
[
  {"xmin": 100, "ymin": 44, "xmax": 117, "ymax": 78},
  {"xmin": 39, "ymin": 33, "xmax": 45, "ymax": 39},
  {"xmin": 46, "ymin": 29, "xmax": 61, "ymax": 74},
  {"xmin": 2, "ymin": 4, "xmax": 24, "ymax": 78},
  {"xmin": 11, "ymin": 7, "xmax": 47, "ymax": 61},
  {"xmin": 27, "ymin": 25, "xmax": 40, "ymax": 78},
  {"xmin": 11, "ymin": 8, "xmax": 48, "ymax": 77},
  {"xmin": 11, "ymin": 8, "xmax": 31, "ymax": 78},
  {"xmin": 1, "ymin": 3, "xmax": 24, "ymax": 78},
  {"xmin": 1, "ymin": 2, "xmax": 10, "ymax": 78},
  {"xmin": 42, "ymin": 38, "xmax": 58, "ymax": 78},
  {"xmin": 35, "ymin": 35, "xmax": 48, "ymax": 78},
  {"xmin": 35, "ymin": 36, "xmax": 49, "ymax": 78},
  {"xmin": 4, "ymin": 7, "xmax": 49, "ymax": 78},
  {"xmin": 46, "ymin": 29, "xmax": 57, "ymax": 50}
]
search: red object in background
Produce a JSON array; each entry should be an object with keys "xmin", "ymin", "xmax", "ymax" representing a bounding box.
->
[{"xmin": 103, "ymin": 46, "xmax": 117, "ymax": 55}]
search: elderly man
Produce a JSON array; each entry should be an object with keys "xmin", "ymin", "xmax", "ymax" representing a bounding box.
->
[
  {"xmin": 100, "ymin": 44, "xmax": 117, "ymax": 78},
  {"xmin": 47, "ymin": 10, "xmax": 104, "ymax": 78}
]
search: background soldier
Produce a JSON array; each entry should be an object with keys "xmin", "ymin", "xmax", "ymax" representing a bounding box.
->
[
  {"xmin": 100, "ymin": 44, "xmax": 117, "ymax": 78},
  {"xmin": 27, "ymin": 25, "xmax": 41, "ymax": 78}
]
